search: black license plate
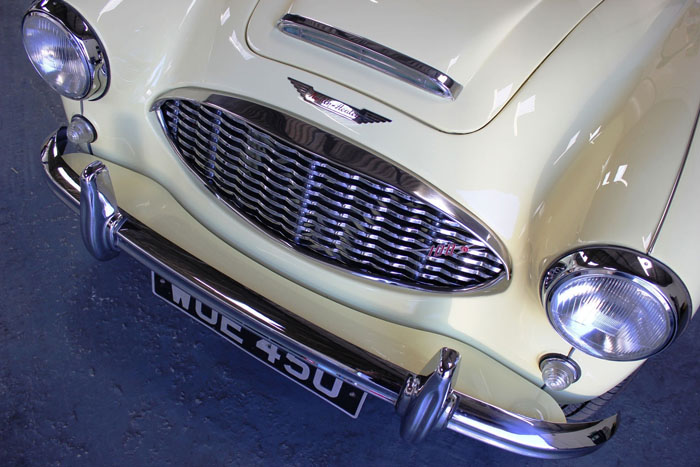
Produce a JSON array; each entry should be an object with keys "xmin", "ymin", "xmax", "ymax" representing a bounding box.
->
[{"xmin": 151, "ymin": 272, "xmax": 367, "ymax": 417}]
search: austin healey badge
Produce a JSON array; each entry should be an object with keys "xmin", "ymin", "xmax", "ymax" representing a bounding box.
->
[{"xmin": 289, "ymin": 78, "xmax": 391, "ymax": 124}]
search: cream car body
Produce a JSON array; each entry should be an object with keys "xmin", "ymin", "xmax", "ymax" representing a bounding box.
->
[{"xmin": 26, "ymin": 0, "xmax": 700, "ymax": 458}]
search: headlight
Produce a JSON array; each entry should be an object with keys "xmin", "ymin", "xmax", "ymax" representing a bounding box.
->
[
  {"xmin": 22, "ymin": 1, "xmax": 109, "ymax": 100},
  {"xmin": 541, "ymin": 247, "xmax": 691, "ymax": 361}
]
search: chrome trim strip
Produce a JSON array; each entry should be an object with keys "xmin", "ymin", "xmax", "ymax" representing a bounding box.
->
[
  {"xmin": 41, "ymin": 127, "xmax": 617, "ymax": 458},
  {"xmin": 277, "ymin": 14, "xmax": 462, "ymax": 100},
  {"xmin": 541, "ymin": 246, "xmax": 692, "ymax": 360},
  {"xmin": 150, "ymin": 90, "xmax": 512, "ymax": 291},
  {"xmin": 25, "ymin": 0, "xmax": 110, "ymax": 101},
  {"xmin": 288, "ymin": 78, "xmax": 390, "ymax": 124},
  {"xmin": 647, "ymin": 105, "xmax": 700, "ymax": 254}
]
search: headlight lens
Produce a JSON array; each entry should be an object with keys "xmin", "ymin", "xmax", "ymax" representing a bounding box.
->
[
  {"xmin": 548, "ymin": 273, "xmax": 674, "ymax": 360},
  {"xmin": 21, "ymin": 2, "xmax": 108, "ymax": 100},
  {"xmin": 22, "ymin": 13, "xmax": 91, "ymax": 99},
  {"xmin": 542, "ymin": 247, "xmax": 691, "ymax": 361}
]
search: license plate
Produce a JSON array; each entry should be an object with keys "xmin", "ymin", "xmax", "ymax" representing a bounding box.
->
[{"xmin": 151, "ymin": 272, "xmax": 367, "ymax": 417}]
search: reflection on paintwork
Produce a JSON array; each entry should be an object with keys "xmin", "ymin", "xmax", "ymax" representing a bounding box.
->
[
  {"xmin": 589, "ymin": 125, "xmax": 602, "ymax": 143},
  {"xmin": 184, "ymin": 0, "xmax": 197, "ymax": 20},
  {"xmin": 601, "ymin": 165, "xmax": 628, "ymax": 187},
  {"xmin": 447, "ymin": 55, "xmax": 460, "ymax": 72},
  {"xmin": 220, "ymin": 7, "xmax": 230, "ymax": 26},
  {"xmin": 146, "ymin": 55, "xmax": 168, "ymax": 89},
  {"xmin": 553, "ymin": 131, "xmax": 581, "ymax": 165},
  {"xmin": 97, "ymin": 0, "xmax": 124, "ymax": 22},
  {"xmin": 177, "ymin": 0, "xmax": 199, "ymax": 30},
  {"xmin": 513, "ymin": 95, "xmax": 535, "ymax": 136},
  {"xmin": 489, "ymin": 83, "xmax": 513, "ymax": 118},
  {"xmin": 229, "ymin": 31, "xmax": 254, "ymax": 60},
  {"xmin": 533, "ymin": 201, "xmax": 545, "ymax": 219},
  {"xmin": 457, "ymin": 190, "xmax": 520, "ymax": 239}
]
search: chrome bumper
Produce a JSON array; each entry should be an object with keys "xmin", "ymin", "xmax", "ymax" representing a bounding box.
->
[{"xmin": 41, "ymin": 127, "xmax": 617, "ymax": 458}]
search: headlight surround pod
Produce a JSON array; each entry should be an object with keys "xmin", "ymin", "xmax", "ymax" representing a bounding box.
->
[
  {"xmin": 541, "ymin": 246, "xmax": 691, "ymax": 361},
  {"xmin": 22, "ymin": 0, "xmax": 109, "ymax": 100}
]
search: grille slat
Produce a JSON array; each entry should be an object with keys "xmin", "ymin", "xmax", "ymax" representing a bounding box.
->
[{"xmin": 159, "ymin": 98, "xmax": 505, "ymax": 291}]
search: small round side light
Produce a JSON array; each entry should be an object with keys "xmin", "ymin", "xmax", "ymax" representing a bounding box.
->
[
  {"xmin": 539, "ymin": 354, "xmax": 581, "ymax": 391},
  {"xmin": 67, "ymin": 115, "xmax": 97, "ymax": 144}
]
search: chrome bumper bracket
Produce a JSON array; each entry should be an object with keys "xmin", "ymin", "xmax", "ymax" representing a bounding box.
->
[
  {"xmin": 80, "ymin": 161, "xmax": 125, "ymax": 261},
  {"xmin": 396, "ymin": 347, "xmax": 461, "ymax": 442},
  {"xmin": 39, "ymin": 126, "xmax": 618, "ymax": 458}
]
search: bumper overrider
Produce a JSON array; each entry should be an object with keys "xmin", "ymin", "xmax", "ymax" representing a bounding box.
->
[{"xmin": 41, "ymin": 126, "xmax": 617, "ymax": 458}]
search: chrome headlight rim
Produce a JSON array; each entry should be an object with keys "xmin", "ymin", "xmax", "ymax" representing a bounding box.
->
[
  {"xmin": 541, "ymin": 246, "xmax": 692, "ymax": 361},
  {"xmin": 22, "ymin": 0, "xmax": 109, "ymax": 101}
]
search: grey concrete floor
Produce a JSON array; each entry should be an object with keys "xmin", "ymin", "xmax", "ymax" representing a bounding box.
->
[{"xmin": 2, "ymin": 1, "xmax": 700, "ymax": 465}]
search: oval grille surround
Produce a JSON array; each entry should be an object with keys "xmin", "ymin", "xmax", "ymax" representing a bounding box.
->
[{"xmin": 157, "ymin": 97, "xmax": 507, "ymax": 292}]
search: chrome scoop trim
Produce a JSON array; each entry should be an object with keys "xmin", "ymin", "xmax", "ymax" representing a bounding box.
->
[{"xmin": 277, "ymin": 14, "xmax": 462, "ymax": 100}]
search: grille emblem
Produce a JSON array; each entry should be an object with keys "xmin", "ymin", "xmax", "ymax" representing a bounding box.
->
[{"xmin": 289, "ymin": 78, "xmax": 390, "ymax": 124}]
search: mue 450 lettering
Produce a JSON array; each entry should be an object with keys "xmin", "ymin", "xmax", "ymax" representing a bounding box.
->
[{"xmin": 151, "ymin": 272, "xmax": 366, "ymax": 417}]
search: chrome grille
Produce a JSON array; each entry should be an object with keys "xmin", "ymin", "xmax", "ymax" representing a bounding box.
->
[{"xmin": 158, "ymin": 98, "xmax": 506, "ymax": 291}]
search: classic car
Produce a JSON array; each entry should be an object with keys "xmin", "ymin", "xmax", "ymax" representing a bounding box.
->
[{"xmin": 21, "ymin": 0, "xmax": 700, "ymax": 458}]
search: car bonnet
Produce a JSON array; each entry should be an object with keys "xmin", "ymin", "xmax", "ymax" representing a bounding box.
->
[{"xmin": 247, "ymin": 0, "xmax": 603, "ymax": 134}]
